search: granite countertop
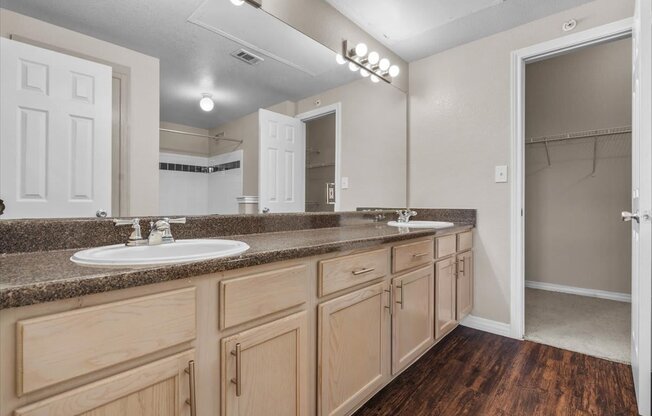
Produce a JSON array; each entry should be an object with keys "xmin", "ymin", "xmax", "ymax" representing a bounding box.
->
[{"xmin": 0, "ymin": 223, "xmax": 472, "ymax": 310}]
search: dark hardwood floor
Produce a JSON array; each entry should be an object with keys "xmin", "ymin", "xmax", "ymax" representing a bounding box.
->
[{"xmin": 354, "ymin": 326, "xmax": 638, "ymax": 416}]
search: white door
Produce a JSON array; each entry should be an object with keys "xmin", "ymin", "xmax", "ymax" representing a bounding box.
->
[
  {"xmin": 258, "ymin": 108, "xmax": 305, "ymax": 213},
  {"xmin": 0, "ymin": 38, "xmax": 112, "ymax": 219},
  {"xmin": 630, "ymin": 1, "xmax": 652, "ymax": 414}
]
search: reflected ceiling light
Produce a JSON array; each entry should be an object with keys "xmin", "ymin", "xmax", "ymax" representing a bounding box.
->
[
  {"xmin": 348, "ymin": 62, "xmax": 359, "ymax": 72},
  {"xmin": 360, "ymin": 68, "xmax": 370, "ymax": 78},
  {"xmin": 230, "ymin": 0, "xmax": 262, "ymax": 7},
  {"xmin": 335, "ymin": 54, "xmax": 346, "ymax": 65},
  {"xmin": 199, "ymin": 93, "xmax": 214, "ymax": 112},
  {"xmin": 378, "ymin": 58, "xmax": 391, "ymax": 71},
  {"xmin": 388, "ymin": 65, "xmax": 400, "ymax": 77},
  {"xmin": 370, "ymin": 75, "xmax": 380, "ymax": 83},
  {"xmin": 367, "ymin": 51, "xmax": 380, "ymax": 65}
]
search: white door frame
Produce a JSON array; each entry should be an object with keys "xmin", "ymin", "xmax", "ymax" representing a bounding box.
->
[
  {"xmin": 509, "ymin": 18, "xmax": 633, "ymax": 339},
  {"xmin": 295, "ymin": 103, "xmax": 342, "ymax": 211}
]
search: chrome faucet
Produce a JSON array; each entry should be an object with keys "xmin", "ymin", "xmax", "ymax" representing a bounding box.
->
[
  {"xmin": 113, "ymin": 218, "xmax": 147, "ymax": 246},
  {"xmin": 114, "ymin": 217, "xmax": 186, "ymax": 246},
  {"xmin": 148, "ymin": 217, "xmax": 186, "ymax": 245},
  {"xmin": 396, "ymin": 209, "xmax": 417, "ymax": 223}
]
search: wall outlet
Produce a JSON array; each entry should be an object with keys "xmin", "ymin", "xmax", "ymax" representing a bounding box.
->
[
  {"xmin": 341, "ymin": 177, "xmax": 349, "ymax": 189},
  {"xmin": 495, "ymin": 165, "xmax": 508, "ymax": 183}
]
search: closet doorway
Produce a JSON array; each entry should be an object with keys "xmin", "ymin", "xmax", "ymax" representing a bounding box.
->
[
  {"xmin": 523, "ymin": 37, "xmax": 632, "ymax": 362},
  {"xmin": 296, "ymin": 103, "xmax": 341, "ymax": 212}
]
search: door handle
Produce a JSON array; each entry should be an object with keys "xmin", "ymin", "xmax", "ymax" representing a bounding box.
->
[{"xmin": 622, "ymin": 211, "xmax": 640, "ymax": 223}]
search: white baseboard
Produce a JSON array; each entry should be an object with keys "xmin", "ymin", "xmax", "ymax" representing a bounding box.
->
[
  {"xmin": 525, "ymin": 280, "xmax": 631, "ymax": 303},
  {"xmin": 460, "ymin": 315, "xmax": 512, "ymax": 338}
]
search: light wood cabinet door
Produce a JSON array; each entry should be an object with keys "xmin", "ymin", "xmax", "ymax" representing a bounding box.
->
[
  {"xmin": 456, "ymin": 251, "xmax": 473, "ymax": 320},
  {"xmin": 391, "ymin": 266, "xmax": 434, "ymax": 374},
  {"xmin": 14, "ymin": 350, "xmax": 196, "ymax": 416},
  {"xmin": 221, "ymin": 312, "xmax": 308, "ymax": 416},
  {"xmin": 435, "ymin": 257, "xmax": 457, "ymax": 340},
  {"xmin": 318, "ymin": 282, "xmax": 390, "ymax": 416}
]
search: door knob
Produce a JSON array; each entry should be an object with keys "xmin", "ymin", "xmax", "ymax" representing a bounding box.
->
[
  {"xmin": 96, "ymin": 209, "xmax": 107, "ymax": 218},
  {"xmin": 622, "ymin": 211, "xmax": 640, "ymax": 223}
]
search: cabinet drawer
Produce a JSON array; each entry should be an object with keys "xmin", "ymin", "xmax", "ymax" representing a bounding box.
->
[
  {"xmin": 435, "ymin": 234, "xmax": 457, "ymax": 259},
  {"xmin": 457, "ymin": 230, "xmax": 473, "ymax": 252},
  {"xmin": 318, "ymin": 248, "xmax": 389, "ymax": 296},
  {"xmin": 392, "ymin": 239, "xmax": 434, "ymax": 274},
  {"xmin": 17, "ymin": 288, "xmax": 196, "ymax": 395},
  {"xmin": 220, "ymin": 265, "xmax": 308, "ymax": 329}
]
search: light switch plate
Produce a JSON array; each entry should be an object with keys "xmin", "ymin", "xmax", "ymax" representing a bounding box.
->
[
  {"xmin": 495, "ymin": 165, "xmax": 508, "ymax": 183},
  {"xmin": 341, "ymin": 177, "xmax": 349, "ymax": 189}
]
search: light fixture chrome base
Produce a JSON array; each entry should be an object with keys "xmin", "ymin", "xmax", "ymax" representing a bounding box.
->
[
  {"xmin": 244, "ymin": 0, "xmax": 262, "ymax": 8},
  {"xmin": 342, "ymin": 40, "xmax": 392, "ymax": 84}
]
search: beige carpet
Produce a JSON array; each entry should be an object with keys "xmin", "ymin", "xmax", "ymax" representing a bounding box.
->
[{"xmin": 525, "ymin": 288, "xmax": 630, "ymax": 363}]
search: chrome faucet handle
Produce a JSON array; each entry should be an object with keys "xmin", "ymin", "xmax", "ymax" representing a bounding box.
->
[
  {"xmin": 113, "ymin": 218, "xmax": 147, "ymax": 246},
  {"xmin": 155, "ymin": 217, "xmax": 186, "ymax": 244},
  {"xmin": 396, "ymin": 209, "xmax": 417, "ymax": 223}
]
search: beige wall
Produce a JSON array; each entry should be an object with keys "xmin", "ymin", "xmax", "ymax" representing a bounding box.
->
[
  {"xmin": 160, "ymin": 122, "xmax": 210, "ymax": 157},
  {"xmin": 408, "ymin": 0, "xmax": 634, "ymax": 323},
  {"xmin": 298, "ymin": 79, "xmax": 407, "ymax": 211},
  {"xmin": 209, "ymin": 101, "xmax": 296, "ymax": 196},
  {"xmin": 0, "ymin": 9, "xmax": 161, "ymax": 216},
  {"xmin": 211, "ymin": 80, "xmax": 407, "ymax": 211},
  {"xmin": 525, "ymin": 39, "xmax": 632, "ymax": 294},
  {"xmin": 260, "ymin": 0, "xmax": 408, "ymax": 92}
]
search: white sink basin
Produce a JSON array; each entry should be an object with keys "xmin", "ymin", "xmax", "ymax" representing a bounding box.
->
[
  {"xmin": 387, "ymin": 220, "xmax": 455, "ymax": 229},
  {"xmin": 71, "ymin": 239, "xmax": 250, "ymax": 267}
]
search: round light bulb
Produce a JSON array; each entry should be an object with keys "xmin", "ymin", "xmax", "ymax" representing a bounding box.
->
[
  {"xmin": 199, "ymin": 94, "xmax": 214, "ymax": 112},
  {"xmin": 367, "ymin": 51, "xmax": 380, "ymax": 65},
  {"xmin": 360, "ymin": 68, "xmax": 370, "ymax": 78},
  {"xmin": 230, "ymin": 0, "xmax": 245, "ymax": 5},
  {"xmin": 355, "ymin": 43, "xmax": 368, "ymax": 57},
  {"xmin": 348, "ymin": 62, "xmax": 359, "ymax": 72},
  {"xmin": 370, "ymin": 75, "xmax": 380, "ymax": 83},
  {"xmin": 335, "ymin": 54, "xmax": 346, "ymax": 65},
  {"xmin": 379, "ymin": 58, "xmax": 390, "ymax": 71},
  {"xmin": 388, "ymin": 65, "xmax": 400, "ymax": 77}
]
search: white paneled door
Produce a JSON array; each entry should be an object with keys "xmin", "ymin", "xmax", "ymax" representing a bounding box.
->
[
  {"xmin": 630, "ymin": 1, "xmax": 652, "ymax": 414},
  {"xmin": 258, "ymin": 108, "xmax": 305, "ymax": 213},
  {"xmin": 0, "ymin": 38, "xmax": 112, "ymax": 219}
]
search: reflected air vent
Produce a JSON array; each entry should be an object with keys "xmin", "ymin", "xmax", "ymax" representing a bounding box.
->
[{"xmin": 231, "ymin": 49, "xmax": 264, "ymax": 65}]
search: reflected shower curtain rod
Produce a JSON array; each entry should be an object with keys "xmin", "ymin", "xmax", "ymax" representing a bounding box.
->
[{"xmin": 159, "ymin": 128, "xmax": 243, "ymax": 144}]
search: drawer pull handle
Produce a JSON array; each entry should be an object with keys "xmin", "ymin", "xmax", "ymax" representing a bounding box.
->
[
  {"xmin": 352, "ymin": 267, "xmax": 375, "ymax": 276},
  {"xmin": 384, "ymin": 288, "xmax": 392, "ymax": 315},
  {"xmin": 185, "ymin": 360, "xmax": 197, "ymax": 416},
  {"xmin": 412, "ymin": 252, "xmax": 429, "ymax": 258},
  {"xmin": 231, "ymin": 343, "xmax": 242, "ymax": 397}
]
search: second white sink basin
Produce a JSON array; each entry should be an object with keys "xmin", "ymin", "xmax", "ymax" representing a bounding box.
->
[
  {"xmin": 71, "ymin": 239, "xmax": 250, "ymax": 267},
  {"xmin": 387, "ymin": 220, "xmax": 455, "ymax": 229}
]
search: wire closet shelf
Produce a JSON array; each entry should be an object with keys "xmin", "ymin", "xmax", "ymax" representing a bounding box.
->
[{"xmin": 525, "ymin": 125, "xmax": 631, "ymax": 175}]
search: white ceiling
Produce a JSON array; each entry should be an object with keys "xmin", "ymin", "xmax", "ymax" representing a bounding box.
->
[
  {"xmin": 325, "ymin": 0, "xmax": 595, "ymax": 62},
  {"xmin": 0, "ymin": 0, "xmax": 359, "ymax": 129}
]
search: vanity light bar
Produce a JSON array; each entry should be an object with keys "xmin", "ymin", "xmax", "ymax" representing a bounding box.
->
[{"xmin": 341, "ymin": 40, "xmax": 392, "ymax": 84}]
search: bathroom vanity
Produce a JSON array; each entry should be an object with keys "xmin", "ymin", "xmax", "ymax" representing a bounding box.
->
[{"xmin": 0, "ymin": 212, "xmax": 474, "ymax": 416}]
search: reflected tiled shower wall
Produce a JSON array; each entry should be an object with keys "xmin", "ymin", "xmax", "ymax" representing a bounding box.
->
[{"xmin": 159, "ymin": 150, "xmax": 243, "ymax": 215}]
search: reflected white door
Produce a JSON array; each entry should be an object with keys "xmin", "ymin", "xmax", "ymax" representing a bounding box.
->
[
  {"xmin": 258, "ymin": 108, "xmax": 305, "ymax": 213},
  {"xmin": 631, "ymin": 1, "xmax": 652, "ymax": 414},
  {"xmin": 0, "ymin": 38, "xmax": 112, "ymax": 219}
]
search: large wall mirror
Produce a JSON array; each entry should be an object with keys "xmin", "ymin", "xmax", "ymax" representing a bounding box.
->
[{"xmin": 0, "ymin": 0, "xmax": 407, "ymax": 219}]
